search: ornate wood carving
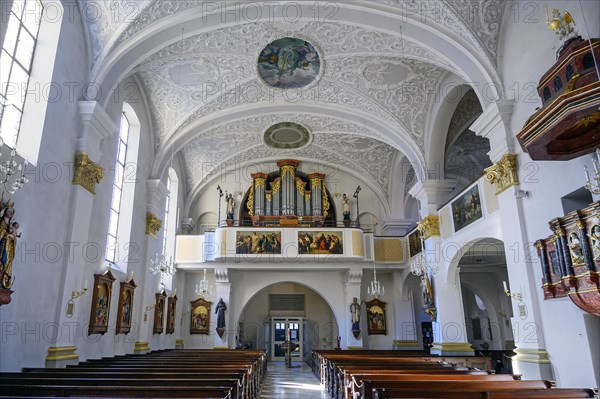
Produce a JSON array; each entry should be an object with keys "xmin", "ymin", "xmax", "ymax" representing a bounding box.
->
[
  {"xmin": 88, "ymin": 270, "xmax": 116, "ymax": 335},
  {"xmin": 72, "ymin": 152, "xmax": 105, "ymax": 195},
  {"xmin": 484, "ymin": 153, "xmax": 519, "ymax": 195},
  {"xmin": 535, "ymin": 201, "xmax": 600, "ymax": 316},
  {"xmin": 417, "ymin": 215, "xmax": 440, "ymax": 240},
  {"xmin": 145, "ymin": 212, "xmax": 162, "ymax": 238}
]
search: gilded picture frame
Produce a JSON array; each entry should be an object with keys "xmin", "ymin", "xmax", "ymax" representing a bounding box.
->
[
  {"xmin": 166, "ymin": 295, "xmax": 177, "ymax": 334},
  {"xmin": 153, "ymin": 291, "xmax": 166, "ymax": 334},
  {"xmin": 88, "ymin": 270, "xmax": 116, "ymax": 335},
  {"xmin": 190, "ymin": 297, "xmax": 212, "ymax": 335},
  {"xmin": 365, "ymin": 298, "xmax": 387, "ymax": 335},
  {"xmin": 115, "ymin": 278, "xmax": 136, "ymax": 334}
]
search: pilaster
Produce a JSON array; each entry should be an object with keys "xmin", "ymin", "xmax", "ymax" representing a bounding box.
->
[
  {"xmin": 471, "ymin": 101, "xmax": 553, "ymax": 380},
  {"xmin": 50, "ymin": 101, "xmax": 117, "ymax": 353},
  {"xmin": 470, "ymin": 100, "xmax": 515, "ymax": 163},
  {"xmin": 392, "ymin": 271, "xmax": 419, "ymax": 350},
  {"xmin": 380, "ymin": 219, "xmax": 413, "ymax": 236},
  {"xmin": 214, "ymin": 268, "xmax": 231, "ymax": 348},
  {"xmin": 409, "ymin": 179, "xmax": 455, "ymax": 218},
  {"xmin": 344, "ymin": 268, "xmax": 363, "ymax": 349}
]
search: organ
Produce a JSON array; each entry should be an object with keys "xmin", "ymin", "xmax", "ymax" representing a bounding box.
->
[{"xmin": 241, "ymin": 160, "xmax": 335, "ymax": 227}]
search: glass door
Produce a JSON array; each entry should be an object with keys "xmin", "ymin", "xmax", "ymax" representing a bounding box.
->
[{"xmin": 270, "ymin": 317, "xmax": 303, "ymax": 362}]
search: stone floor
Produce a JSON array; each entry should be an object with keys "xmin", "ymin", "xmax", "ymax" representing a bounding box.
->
[{"xmin": 258, "ymin": 362, "xmax": 329, "ymax": 399}]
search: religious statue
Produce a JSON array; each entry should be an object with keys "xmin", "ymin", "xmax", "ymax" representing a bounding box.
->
[
  {"xmin": 567, "ymin": 232, "xmax": 584, "ymax": 264},
  {"xmin": 590, "ymin": 225, "xmax": 600, "ymax": 260},
  {"xmin": 0, "ymin": 198, "xmax": 19, "ymax": 291},
  {"xmin": 225, "ymin": 193, "xmax": 235, "ymax": 220},
  {"xmin": 350, "ymin": 297, "xmax": 364, "ymax": 338},
  {"xmin": 215, "ymin": 298, "xmax": 227, "ymax": 338},
  {"xmin": 546, "ymin": 7, "xmax": 577, "ymax": 41},
  {"xmin": 342, "ymin": 194, "xmax": 350, "ymax": 219},
  {"xmin": 422, "ymin": 274, "xmax": 437, "ymax": 321}
]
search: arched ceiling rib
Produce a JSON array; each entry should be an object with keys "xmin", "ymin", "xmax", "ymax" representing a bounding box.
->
[{"xmin": 74, "ymin": 1, "xmax": 507, "ymax": 208}]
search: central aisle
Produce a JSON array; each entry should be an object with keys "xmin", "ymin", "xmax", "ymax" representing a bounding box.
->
[{"xmin": 259, "ymin": 362, "xmax": 329, "ymax": 399}]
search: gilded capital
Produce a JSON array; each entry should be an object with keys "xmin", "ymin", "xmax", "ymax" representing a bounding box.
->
[
  {"xmin": 484, "ymin": 153, "xmax": 519, "ymax": 195},
  {"xmin": 72, "ymin": 152, "xmax": 105, "ymax": 195},
  {"xmin": 145, "ymin": 212, "xmax": 163, "ymax": 238},
  {"xmin": 417, "ymin": 215, "xmax": 440, "ymax": 240}
]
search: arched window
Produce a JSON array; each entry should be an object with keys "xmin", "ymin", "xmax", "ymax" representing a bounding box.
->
[
  {"xmin": 565, "ymin": 65, "xmax": 574, "ymax": 82},
  {"xmin": 105, "ymin": 104, "xmax": 141, "ymax": 272},
  {"xmin": 582, "ymin": 53, "xmax": 594, "ymax": 70},
  {"xmin": 161, "ymin": 168, "xmax": 179, "ymax": 289},
  {"xmin": 543, "ymin": 87, "xmax": 551, "ymax": 102},
  {"xmin": 553, "ymin": 76, "xmax": 563, "ymax": 93},
  {"xmin": 0, "ymin": 0, "xmax": 43, "ymax": 149}
]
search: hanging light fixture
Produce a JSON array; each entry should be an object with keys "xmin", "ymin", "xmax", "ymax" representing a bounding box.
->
[
  {"xmin": 367, "ymin": 266, "xmax": 384, "ymax": 298},
  {"xmin": 410, "ymin": 234, "xmax": 438, "ymax": 278},
  {"xmin": 584, "ymin": 148, "xmax": 600, "ymax": 195},
  {"xmin": 0, "ymin": 136, "xmax": 29, "ymax": 193},
  {"xmin": 195, "ymin": 269, "xmax": 213, "ymax": 298},
  {"xmin": 149, "ymin": 253, "xmax": 176, "ymax": 276}
]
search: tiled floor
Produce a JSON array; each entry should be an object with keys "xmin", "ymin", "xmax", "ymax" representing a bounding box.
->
[{"xmin": 258, "ymin": 362, "xmax": 329, "ymax": 399}]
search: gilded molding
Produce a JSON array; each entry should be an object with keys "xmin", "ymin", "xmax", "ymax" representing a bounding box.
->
[
  {"xmin": 145, "ymin": 212, "xmax": 162, "ymax": 238},
  {"xmin": 271, "ymin": 178, "xmax": 281, "ymax": 195},
  {"xmin": 484, "ymin": 153, "xmax": 519, "ymax": 195},
  {"xmin": 296, "ymin": 177, "xmax": 305, "ymax": 193},
  {"xmin": 417, "ymin": 215, "xmax": 440, "ymax": 240},
  {"xmin": 323, "ymin": 188, "xmax": 330, "ymax": 218},
  {"xmin": 72, "ymin": 152, "xmax": 105, "ymax": 195},
  {"xmin": 134, "ymin": 341, "xmax": 150, "ymax": 352},
  {"xmin": 512, "ymin": 348, "xmax": 551, "ymax": 364},
  {"xmin": 45, "ymin": 346, "xmax": 79, "ymax": 361},
  {"xmin": 430, "ymin": 342, "xmax": 474, "ymax": 352},
  {"xmin": 255, "ymin": 177, "xmax": 266, "ymax": 189},
  {"xmin": 247, "ymin": 185, "xmax": 255, "ymax": 216}
]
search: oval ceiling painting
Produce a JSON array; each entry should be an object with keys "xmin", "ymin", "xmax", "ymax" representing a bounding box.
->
[{"xmin": 258, "ymin": 37, "xmax": 321, "ymax": 89}]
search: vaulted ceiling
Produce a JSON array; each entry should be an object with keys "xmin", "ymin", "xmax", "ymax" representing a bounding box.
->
[{"xmin": 76, "ymin": 0, "xmax": 507, "ymax": 207}]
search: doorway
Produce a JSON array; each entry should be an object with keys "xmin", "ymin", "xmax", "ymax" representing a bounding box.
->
[{"xmin": 270, "ymin": 317, "xmax": 306, "ymax": 362}]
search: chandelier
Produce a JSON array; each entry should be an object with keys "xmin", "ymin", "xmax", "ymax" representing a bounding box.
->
[
  {"xmin": 149, "ymin": 253, "xmax": 176, "ymax": 276},
  {"xmin": 195, "ymin": 269, "xmax": 213, "ymax": 298},
  {"xmin": 368, "ymin": 268, "xmax": 384, "ymax": 298},
  {"xmin": 584, "ymin": 148, "xmax": 600, "ymax": 195},
  {"xmin": 410, "ymin": 235, "xmax": 438, "ymax": 278},
  {"xmin": 0, "ymin": 137, "xmax": 29, "ymax": 194}
]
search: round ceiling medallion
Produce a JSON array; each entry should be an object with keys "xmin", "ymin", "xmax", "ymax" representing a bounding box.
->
[
  {"xmin": 257, "ymin": 37, "xmax": 321, "ymax": 89},
  {"xmin": 264, "ymin": 122, "xmax": 311, "ymax": 149}
]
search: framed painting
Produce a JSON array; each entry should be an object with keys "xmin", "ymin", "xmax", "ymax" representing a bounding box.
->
[
  {"xmin": 166, "ymin": 295, "xmax": 177, "ymax": 334},
  {"xmin": 408, "ymin": 229, "xmax": 422, "ymax": 258},
  {"xmin": 115, "ymin": 278, "xmax": 136, "ymax": 334},
  {"xmin": 365, "ymin": 298, "xmax": 387, "ymax": 335},
  {"xmin": 88, "ymin": 270, "xmax": 116, "ymax": 335},
  {"xmin": 298, "ymin": 231, "xmax": 343, "ymax": 254},
  {"xmin": 190, "ymin": 297, "xmax": 212, "ymax": 334},
  {"xmin": 451, "ymin": 185, "xmax": 483, "ymax": 232},
  {"xmin": 235, "ymin": 231, "xmax": 282, "ymax": 254},
  {"xmin": 153, "ymin": 291, "xmax": 166, "ymax": 334}
]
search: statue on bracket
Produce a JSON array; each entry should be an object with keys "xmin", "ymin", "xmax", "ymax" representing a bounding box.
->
[
  {"xmin": 0, "ymin": 197, "xmax": 20, "ymax": 306},
  {"xmin": 350, "ymin": 297, "xmax": 364, "ymax": 338},
  {"xmin": 342, "ymin": 194, "xmax": 351, "ymax": 227},
  {"xmin": 225, "ymin": 192, "xmax": 235, "ymax": 226},
  {"xmin": 215, "ymin": 298, "xmax": 227, "ymax": 338}
]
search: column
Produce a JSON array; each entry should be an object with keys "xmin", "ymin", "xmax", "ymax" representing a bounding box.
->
[
  {"xmin": 344, "ymin": 268, "xmax": 363, "ymax": 349},
  {"xmin": 410, "ymin": 179, "xmax": 475, "ymax": 355},
  {"xmin": 213, "ymin": 267, "xmax": 232, "ymax": 348},
  {"xmin": 181, "ymin": 218, "xmax": 195, "ymax": 235},
  {"xmin": 472, "ymin": 100, "xmax": 553, "ymax": 379},
  {"xmin": 46, "ymin": 101, "xmax": 117, "ymax": 367},
  {"xmin": 133, "ymin": 179, "xmax": 168, "ymax": 353},
  {"xmin": 392, "ymin": 271, "xmax": 420, "ymax": 350}
]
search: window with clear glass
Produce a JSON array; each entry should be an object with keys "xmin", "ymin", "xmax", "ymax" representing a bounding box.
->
[
  {"xmin": 106, "ymin": 113, "xmax": 130, "ymax": 264},
  {"xmin": 163, "ymin": 176, "xmax": 172, "ymax": 253},
  {"xmin": 0, "ymin": 0, "xmax": 43, "ymax": 148}
]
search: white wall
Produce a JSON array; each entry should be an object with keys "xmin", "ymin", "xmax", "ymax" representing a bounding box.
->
[{"xmin": 499, "ymin": 0, "xmax": 600, "ymax": 388}]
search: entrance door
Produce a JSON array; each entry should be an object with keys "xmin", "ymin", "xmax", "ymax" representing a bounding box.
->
[{"xmin": 270, "ymin": 317, "xmax": 303, "ymax": 362}]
